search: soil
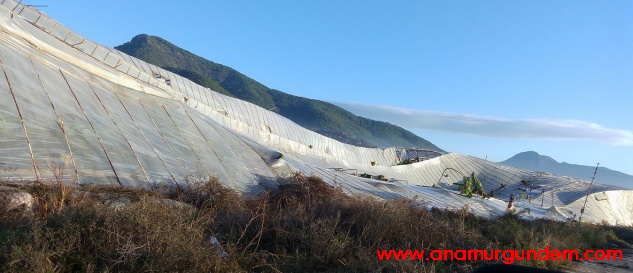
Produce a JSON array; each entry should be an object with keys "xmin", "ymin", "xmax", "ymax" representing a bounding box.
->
[{"xmin": 566, "ymin": 248, "xmax": 633, "ymax": 273}]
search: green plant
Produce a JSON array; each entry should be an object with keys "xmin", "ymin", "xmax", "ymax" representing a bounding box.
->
[{"xmin": 455, "ymin": 172, "xmax": 486, "ymax": 198}]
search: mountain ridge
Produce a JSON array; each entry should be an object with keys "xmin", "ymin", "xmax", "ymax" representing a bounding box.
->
[
  {"xmin": 500, "ymin": 151, "xmax": 633, "ymax": 189},
  {"xmin": 115, "ymin": 34, "xmax": 442, "ymax": 150}
]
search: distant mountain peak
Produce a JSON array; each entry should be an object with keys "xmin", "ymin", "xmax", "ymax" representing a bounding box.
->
[
  {"xmin": 517, "ymin": 150, "xmax": 539, "ymax": 156},
  {"xmin": 130, "ymin": 34, "xmax": 150, "ymax": 42},
  {"xmin": 501, "ymin": 151, "xmax": 632, "ymax": 189},
  {"xmin": 508, "ymin": 151, "xmax": 558, "ymax": 165},
  {"xmin": 124, "ymin": 34, "xmax": 157, "ymax": 50}
]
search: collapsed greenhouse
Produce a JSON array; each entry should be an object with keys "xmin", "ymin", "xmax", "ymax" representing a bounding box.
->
[{"xmin": 0, "ymin": 0, "xmax": 631, "ymax": 225}]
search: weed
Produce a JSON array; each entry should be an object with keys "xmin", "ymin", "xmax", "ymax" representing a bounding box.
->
[{"xmin": 0, "ymin": 176, "xmax": 632, "ymax": 273}]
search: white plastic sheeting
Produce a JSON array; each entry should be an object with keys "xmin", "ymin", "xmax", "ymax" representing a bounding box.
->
[{"xmin": 0, "ymin": 0, "xmax": 631, "ymax": 225}]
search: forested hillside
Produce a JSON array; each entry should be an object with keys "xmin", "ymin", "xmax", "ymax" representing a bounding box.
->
[{"xmin": 116, "ymin": 34, "xmax": 442, "ymax": 150}]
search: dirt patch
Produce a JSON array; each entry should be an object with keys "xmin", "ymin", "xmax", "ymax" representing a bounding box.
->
[{"xmin": 567, "ymin": 249, "xmax": 633, "ymax": 273}]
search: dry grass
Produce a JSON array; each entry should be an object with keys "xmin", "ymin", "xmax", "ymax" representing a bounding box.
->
[{"xmin": 1, "ymin": 175, "xmax": 632, "ymax": 273}]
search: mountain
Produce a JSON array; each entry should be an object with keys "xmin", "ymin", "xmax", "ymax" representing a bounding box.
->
[
  {"xmin": 500, "ymin": 151, "xmax": 633, "ymax": 188},
  {"xmin": 115, "ymin": 34, "xmax": 442, "ymax": 150}
]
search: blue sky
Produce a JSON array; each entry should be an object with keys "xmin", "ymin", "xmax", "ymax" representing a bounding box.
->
[{"xmin": 42, "ymin": 1, "xmax": 632, "ymax": 176}]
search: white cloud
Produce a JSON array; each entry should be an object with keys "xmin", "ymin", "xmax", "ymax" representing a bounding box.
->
[{"xmin": 335, "ymin": 102, "xmax": 633, "ymax": 146}]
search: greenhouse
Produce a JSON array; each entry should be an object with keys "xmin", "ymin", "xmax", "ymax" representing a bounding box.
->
[{"xmin": 1, "ymin": 0, "xmax": 631, "ymax": 225}]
